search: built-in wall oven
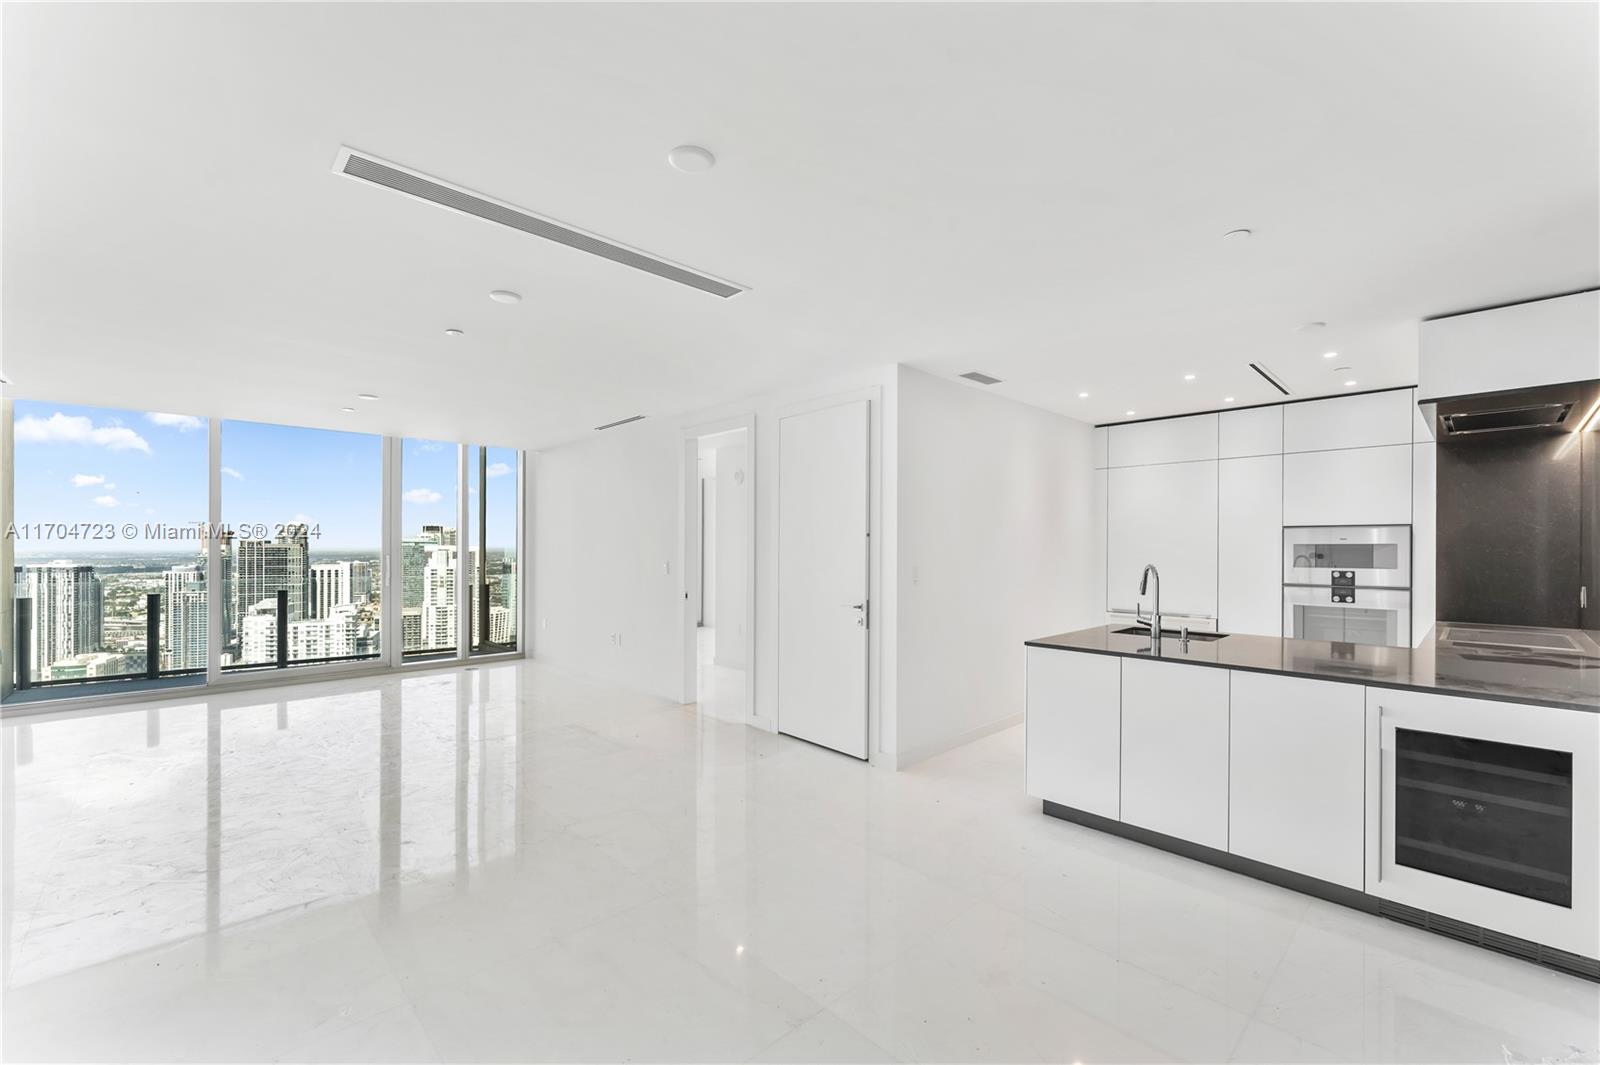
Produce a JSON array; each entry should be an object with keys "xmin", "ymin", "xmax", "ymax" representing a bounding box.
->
[
  {"xmin": 1368, "ymin": 688, "xmax": 1598, "ymax": 960},
  {"xmin": 1283, "ymin": 525, "xmax": 1412, "ymax": 647}
]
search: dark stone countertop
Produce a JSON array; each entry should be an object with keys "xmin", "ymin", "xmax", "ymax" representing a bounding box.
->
[{"xmin": 1025, "ymin": 622, "xmax": 1600, "ymax": 713}]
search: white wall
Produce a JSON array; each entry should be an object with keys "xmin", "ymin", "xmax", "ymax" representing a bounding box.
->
[
  {"xmin": 712, "ymin": 439, "xmax": 749, "ymax": 668},
  {"xmin": 531, "ymin": 417, "xmax": 684, "ymax": 701},
  {"xmin": 532, "ymin": 365, "xmax": 897, "ymax": 738},
  {"xmin": 893, "ymin": 366, "xmax": 1100, "ymax": 767}
]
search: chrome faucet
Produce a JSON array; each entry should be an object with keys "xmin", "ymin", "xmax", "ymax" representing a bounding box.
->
[{"xmin": 1135, "ymin": 564, "xmax": 1162, "ymax": 644}]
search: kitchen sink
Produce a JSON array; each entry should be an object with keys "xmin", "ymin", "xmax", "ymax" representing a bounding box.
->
[{"xmin": 1112, "ymin": 626, "xmax": 1229, "ymax": 641}]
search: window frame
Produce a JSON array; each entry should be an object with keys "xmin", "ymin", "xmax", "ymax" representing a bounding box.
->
[{"xmin": 0, "ymin": 399, "xmax": 526, "ymax": 712}]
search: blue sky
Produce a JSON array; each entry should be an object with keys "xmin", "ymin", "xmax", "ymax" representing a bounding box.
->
[{"xmin": 12, "ymin": 400, "xmax": 518, "ymax": 554}]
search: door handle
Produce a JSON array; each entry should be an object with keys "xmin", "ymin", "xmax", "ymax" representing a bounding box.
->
[{"xmin": 849, "ymin": 602, "xmax": 868, "ymax": 628}]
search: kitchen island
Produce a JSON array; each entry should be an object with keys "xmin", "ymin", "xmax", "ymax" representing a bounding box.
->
[{"xmin": 1025, "ymin": 623, "xmax": 1599, "ymax": 980}]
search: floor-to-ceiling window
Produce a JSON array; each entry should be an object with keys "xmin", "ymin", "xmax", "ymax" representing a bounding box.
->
[
  {"xmin": 3, "ymin": 401, "xmax": 520, "ymax": 706},
  {"xmin": 400, "ymin": 438, "xmax": 460, "ymax": 660},
  {"xmin": 467, "ymin": 445, "xmax": 519, "ymax": 656},
  {"xmin": 219, "ymin": 420, "xmax": 382, "ymax": 670},
  {"xmin": 6, "ymin": 401, "xmax": 208, "ymax": 698}
]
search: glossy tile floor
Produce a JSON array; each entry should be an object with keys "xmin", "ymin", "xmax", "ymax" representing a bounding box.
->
[
  {"xmin": 697, "ymin": 626, "xmax": 748, "ymax": 725},
  {"xmin": 2, "ymin": 662, "xmax": 1596, "ymax": 1064}
]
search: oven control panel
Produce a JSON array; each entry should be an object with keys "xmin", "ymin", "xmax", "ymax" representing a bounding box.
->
[{"xmin": 1331, "ymin": 570, "xmax": 1355, "ymax": 604}]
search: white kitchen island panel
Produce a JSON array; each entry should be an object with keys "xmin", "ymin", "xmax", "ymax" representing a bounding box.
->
[
  {"xmin": 1025, "ymin": 647, "xmax": 1121, "ymax": 818},
  {"xmin": 1120, "ymin": 657, "xmax": 1230, "ymax": 850},
  {"xmin": 1229, "ymin": 670, "xmax": 1365, "ymax": 889}
]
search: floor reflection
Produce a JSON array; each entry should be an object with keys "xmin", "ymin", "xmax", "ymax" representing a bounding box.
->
[
  {"xmin": 2, "ymin": 666, "xmax": 527, "ymax": 989},
  {"xmin": 2, "ymin": 661, "xmax": 1596, "ymax": 1064}
]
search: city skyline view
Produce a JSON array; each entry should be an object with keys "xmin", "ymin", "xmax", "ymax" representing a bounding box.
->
[{"xmin": 8, "ymin": 400, "xmax": 520, "ymax": 693}]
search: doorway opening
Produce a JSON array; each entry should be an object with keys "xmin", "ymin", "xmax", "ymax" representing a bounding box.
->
[{"xmin": 683, "ymin": 422, "xmax": 753, "ymax": 723}]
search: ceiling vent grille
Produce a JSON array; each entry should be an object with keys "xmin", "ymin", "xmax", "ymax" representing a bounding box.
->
[
  {"xmin": 594, "ymin": 415, "xmax": 647, "ymax": 431},
  {"xmin": 1249, "ymin": 362, "xmax": 1291, "ymax": 396},
  {"xmin": 333, "ymin": 148, "xmax": 746, "ymax": 299},
  {"xmin": 959, "ymin": 371, "xmax": 1003, "ymax": 385}
]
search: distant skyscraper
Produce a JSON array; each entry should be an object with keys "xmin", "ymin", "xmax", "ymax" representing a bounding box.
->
[
  {"xmin": 422, "ymin": 545, "xmax": 457, "ymax": 649},
  {"xmin": 289, "ymin": 604, "xmax": 363, "ymax": 661},
  {"xmin": 309, "ymin": 560, "xmax": 371, "ymax": 619},
  {"xmin": 239, "ymin": 599, "xmax": 279, "ymax": 664},
  {"xmin": 233, "ymin": 526, "xmax": 309, "ymax": 641},
  {"xmin": 16, "ymin": 561, "xmax": 103, "ymax": 681},
  {"xmin": 163, "ymin": 562, "xmax": 208, "ymax": 671}
]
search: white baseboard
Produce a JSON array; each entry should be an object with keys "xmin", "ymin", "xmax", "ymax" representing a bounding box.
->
[{"xmin": 892, "ymin": 712, "xmax": 1023, "ymax": 771}]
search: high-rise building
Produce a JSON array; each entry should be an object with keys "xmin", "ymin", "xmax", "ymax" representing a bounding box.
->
[
  {"xmin": 309, "ymin": 560, "xmax": 371, "ymax": 619},
  {"xmin": 16, "ymin": 561, "xmax": 104, "ymax": 681},
  {"xmin": 233, "ymin": 526, "xmax": 309, "ymax": 642},
  {"xmin": 239, "ymin": 599, "xmax": 279, "ymax": 664},
  {"xmin": 288, "ymin": 604, "xmax": 363, "ymax": 661},
  {"xmin": 163, "ymin": 562, "xmax": 208, "ymax": 671},
  {"xmin": 422, "ymin": 544, "xmax": 457, "ymax": 650},
  {"xmin": 349, "ymin": 559, "xmax": 373, "ymax": 604}
]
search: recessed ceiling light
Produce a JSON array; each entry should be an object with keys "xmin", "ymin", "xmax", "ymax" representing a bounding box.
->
[
  {"xmin": 444, "ymin": 328, "xmax": 463, "ymax": 337},
  {"xmin": 1343, "ymin": 380, "xmax": 1358, "ymax": 388},
  {"xmin": 667, "ymin": 145, "xmax": 716, "ymax": 173},
  {"xmin": 489, "ymin": 290, "xmax": 522, "ymax": 304},
  {"xmin": 341, "ymin": 406, "xmax": 356, "ymax": 413},
  {"xmin": 357, "ymin": 393, "xmax": 379, "ymax": 401},
  {"xmin": 1323, "ymin": 351, "xmax": 1338, "ymax": 359},
  {"xmin": 1223, "ymin": 396, "xmax": 1236, "ymax": 403},
  {"xmin": 1078, "ymin": 391, "xmax": 1089, "ymax": 399},
  {"xmin": 1183, "ymin": 373, "xmax": 1196, "ymax": 381},
  {"xmin": 1125, "ymin": 410, "xmax": 1136, "ymax": 417},
  {"xmin": 1221, "ymin": 228, "xmax": 1252, "ymax": 241}
]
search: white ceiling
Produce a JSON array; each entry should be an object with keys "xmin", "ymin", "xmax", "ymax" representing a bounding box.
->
[{"xmin": 5, "ymin": 3, "xmax": 1596, "ymax": 450}]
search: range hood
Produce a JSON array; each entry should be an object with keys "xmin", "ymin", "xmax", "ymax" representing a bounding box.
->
[{"xmin": 1423, "ymin": 379, "xmax": 1600, "ymax": 444}]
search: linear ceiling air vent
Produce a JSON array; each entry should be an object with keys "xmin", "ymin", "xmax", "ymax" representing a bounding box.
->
[
  {"xmin": 1249, "ymin": 362, "xmax": 1291, "ymax": 396},
  {"xmin": 333, "ymin": 148, "xmax": 747, "ymax": 298},
  {"xmin": 594, "ymin": 415, "xmax": 646, "ymax": 431},
  {"xmin": 959, "ymin": 371, "xmax": 1002, "ymax": 385}
]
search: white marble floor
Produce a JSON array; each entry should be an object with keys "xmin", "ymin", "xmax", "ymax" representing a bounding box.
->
[
  {"xmin": 2, "ymin": 661, "xmax": 1596, "ymax": 1064},
  {"xmin": 697, "ymin": 626, "xmax": 748, "ymax": 724}
]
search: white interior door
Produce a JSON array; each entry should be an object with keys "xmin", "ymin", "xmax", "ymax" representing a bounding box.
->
[{"xmin": 778, "ymin": 399, "xmax": 870, "ymax": 758}]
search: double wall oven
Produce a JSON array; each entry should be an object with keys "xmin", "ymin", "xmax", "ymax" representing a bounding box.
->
[{"xmin": 1283, "ymin": 525, "xmax": 1412, "ymax": 647}]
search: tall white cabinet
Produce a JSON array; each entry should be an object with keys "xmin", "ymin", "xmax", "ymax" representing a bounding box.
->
[
  {"xmin": 1106, "ymin": 460, "xmax": 1218, "ymax": 618},
  {"xmin": 1093, "ymin": 388, "xmax": 1433, "ymax": 643}
]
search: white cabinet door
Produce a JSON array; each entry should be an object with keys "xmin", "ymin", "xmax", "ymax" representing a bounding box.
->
[
  {"xmin": 1284, "ymin": 390, "xmax": 1414, "ymax": 453},
  {"xmin": 1108, "ymin": 414, "xmax": 1218, "ymax": 467},
  {"xmin": 1283, "ymin": 445, "xmax": 1412, "ymax": 526},
  {"xmin": 1120, "ymin": 659, "xmax": 1230, "ymax": 850},
  {"xmin": 1025, "ymin": 648, "xmax": 1120, "ymax": 819},
  {"xmin": 1107, "ymin": 461, "xmax": 1219, "ymax": 617},
  {"xmin": 1219, "ymin": 405, "xmax": 1283, "ymax": 458},
  {"xmin": 1218, "ymin": 455, "xmax": 1283, "ymax": 637},
  {"xmin": 1229, "ymin": 672, "xmax": 1364, "ymax": 889}
]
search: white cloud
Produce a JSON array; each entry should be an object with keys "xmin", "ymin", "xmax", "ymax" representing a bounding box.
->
[
  {"xmin": 146, "ymin": 412, "xmax": 204, "ymax": 432},
  {"xmin": 92, "ymin": 495, "xmax": 118, "ymax": 508},
  {"xmin": 415, "ymin": 442, "xmax": 445, "ymax": 453},
  {"xmin": 15, "ymin": 413, "xmax": 151, "ymax": 454},
  {"xmin": 289, "ymin": 513, "xmax": 316, "ymax": 529},
  {"xmin": 221, "ymin": 466, "xmax": 244, "ymax": 480},
  {"xmin": 486, "ymin": 461, "xmax": 512, "ymax": 478},
  {"xmin": 71, "ymin": 473, "xmax": 106, "ymax": 488},
  {"xmin": 402, "ymin": 487, "xmax": 442, "ymax": 504}
]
